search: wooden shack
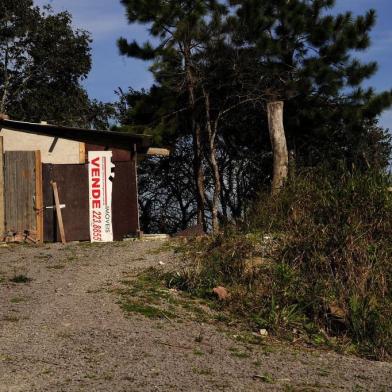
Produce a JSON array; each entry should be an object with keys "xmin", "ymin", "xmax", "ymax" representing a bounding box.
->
[{"xmin": 0, "ymin": 119, "xmax": 153, "ymax": 243}]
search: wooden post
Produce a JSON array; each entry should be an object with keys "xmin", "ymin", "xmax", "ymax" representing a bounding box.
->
[
  {"xmin": 134, "ymin": 143, "xmax": 141, "ymax": 234},
  {"xmin": 35, "ymin": 150, "xmax": 44, "ymax": 243},
  {"xmin": 267, "ymin": 101, "xmax": 289, "ymax": 195},
  {"xmin": 51, "ymin": 181, "xmax": 66, "ymax": 244},
  {"xmin": 79, "ymin": 142, "xmax": 86, "ymax": 164},
  {"xmin": 0, "ymin": 136, "xmax": 4, "ymax": 240}
]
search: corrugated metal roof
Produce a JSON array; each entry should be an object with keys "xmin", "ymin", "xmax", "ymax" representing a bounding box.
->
[{"xmin": 0, "ymin": 119, "xmax": 152, "ymax": 153}]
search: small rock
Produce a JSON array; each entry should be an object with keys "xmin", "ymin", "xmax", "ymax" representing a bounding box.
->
[
  {"xmin": 329, "ymin": 303, "xmax": 346, "ymax": 319},
  {"xmin": 212, "ymin": 286, "xmax": 230, "ymax": 301},
  {"xmin": 159, "ymin": 261, "xmax": 165, "ymax": 266},
  {"xmin": 259, "ymin": 329, "xmax": 268, "ymax": 337}
]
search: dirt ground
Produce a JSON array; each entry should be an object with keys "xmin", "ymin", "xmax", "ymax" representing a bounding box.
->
[{"xmin": 0, "ymin": 240, "xmax": 391, "ymax": 392}]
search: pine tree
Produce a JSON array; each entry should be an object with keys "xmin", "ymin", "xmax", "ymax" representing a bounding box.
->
[
  {"xmin": 118, "ymin": 0, "xmax": 227, "ymax": 230},
  {"xmin": 229, "ymin": 0, "xmax": 392, "ymax": 190},
  {"xmin": 118, "ymin": 0, "xmax": 392, "ymax": 232}
]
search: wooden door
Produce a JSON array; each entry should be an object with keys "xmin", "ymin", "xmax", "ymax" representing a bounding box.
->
[{"xmin": 4, "ymin": 151, "xmax": 43, "ymax": 242}]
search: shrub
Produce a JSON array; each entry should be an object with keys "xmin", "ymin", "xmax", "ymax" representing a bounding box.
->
[{"xmin": 167, "ymin": 169, "xmax": 392, "ymax": 360}]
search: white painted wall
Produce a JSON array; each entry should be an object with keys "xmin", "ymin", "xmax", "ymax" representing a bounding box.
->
[{"xmin": 0, "ymin": 128, "xmax": 84, "ymax": 164}]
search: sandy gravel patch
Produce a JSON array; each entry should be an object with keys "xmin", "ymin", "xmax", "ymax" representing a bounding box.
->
[{"xmin": 0, "ymin": 241, "xmax": 391, "ymax": 391}]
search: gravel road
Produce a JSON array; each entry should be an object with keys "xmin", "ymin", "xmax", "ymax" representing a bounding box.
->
[{"xmin": 0, "ymin": 240, "xmax": 391, "ymax": 392}]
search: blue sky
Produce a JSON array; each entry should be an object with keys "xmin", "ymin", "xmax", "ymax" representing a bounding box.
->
[{"xmin": 36, "ymin": 0, "xmax": 392, "ymax": 129}]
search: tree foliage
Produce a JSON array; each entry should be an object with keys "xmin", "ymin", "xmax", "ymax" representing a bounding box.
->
[
  {"xmin": 0, "ymin": 1, "xmax": 113, "ymax": 128},
  {"xmin": 118, "ymin": 0, "xmax": 392, "ymax": 233},
  {"xmin": 228, "ymin": 0, "xmax": 392, "ymax": 166}
]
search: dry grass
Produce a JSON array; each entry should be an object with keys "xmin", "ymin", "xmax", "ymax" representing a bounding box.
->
[{"xmin": 166, "ymin": 170, "xmax": 392, "ymax": 360}]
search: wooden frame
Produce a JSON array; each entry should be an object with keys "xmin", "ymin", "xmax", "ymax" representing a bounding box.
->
[
  {"xmin": 51, "ymin": 181, "xmax": 66, "ymax": 244},
  {"xmin": 133, "ymin": 144, "xmax": 141, "ymax": 234},
  {"xmin": 79, "ymin": 142, "xmax": 86, "ymax": 164},
  {"xmin": 0, "ymin": 137, "xmax": 4, "ymax": 239},
  {"xmin": 35, "ymin": 150, "xmax": 44, "ymax": 243}
]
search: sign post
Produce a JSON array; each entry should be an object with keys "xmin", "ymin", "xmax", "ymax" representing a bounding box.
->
[{"xmin": 88, "ymin": 151, "xmax": 115, "ymax": 242}]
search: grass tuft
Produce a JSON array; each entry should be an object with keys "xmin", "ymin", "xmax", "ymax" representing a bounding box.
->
[{"xmin": 9, "ymin": 274, "xmax": 31, "ymax": 284}]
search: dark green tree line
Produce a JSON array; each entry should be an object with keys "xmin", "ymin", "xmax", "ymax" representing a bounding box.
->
[
  {"xmin": 0, "ymin": 0, "xmax": 113, "ymax": 128},
  {"xmin": 118, "ymin": 0, "xmax": 391, "ymax": 233}
]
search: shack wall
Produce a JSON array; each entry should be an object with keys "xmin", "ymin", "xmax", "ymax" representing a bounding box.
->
[
  {"xmin": 42, "ymin": 151, "xmax": 139, "ymax": 242},
  {"xmin": 0, "ymin": 127, "xmax": 84, "ymax": 164}
]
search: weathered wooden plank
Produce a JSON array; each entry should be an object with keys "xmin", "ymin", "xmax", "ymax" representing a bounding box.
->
[
  {"xmin": 146, "ymin": 148, "xmax": 170, "ymax": 156},
  {"xmin": 35, "ymin": 151, "xmax": 44, "ymax": 243},
  {"xmin": 51, "ymin": 181, "xmax": 66, "ymax": 244},
  {"xmin": 79, "ymin": 143, "xmax": 86, "ymax": 164},
  {"xmin": 4, "ymin": 151, "xmax": 36, "ymax": 237},
  {"xmin": 0, "ymin": 137, "xmax": 5, "ymax": 239},
  {"xmin": 112, "ymin": 158, "xmax": 139, "ymax": 240}
]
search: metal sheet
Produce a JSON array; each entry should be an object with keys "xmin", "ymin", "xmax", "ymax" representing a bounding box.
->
[
  {"xmin": 112, "ymin": 159, "xmax": 139, "ymax": 240},
  {"xmin": 43, "ymin": 164, "xmax": 90, "ymax": 242},
  {"xmin": 43, "ymin": 159, "xmax": 139, "ymax": 242}
]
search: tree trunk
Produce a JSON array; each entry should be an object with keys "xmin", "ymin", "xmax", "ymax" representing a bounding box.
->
[
  {"xmin": 203, "ymin": 89, "xmax": 221, "ymax": 234},
  {"xmin": 193, "ymin": 123, "xmax": 206, "ymax": 229},
  {"xmin": 267, "ymin": 101, "xmax": 288, "ymax": 195},
  {"xmin": 0, "ymin": 45, "xmax": 10, "ymax": 114},
  {"xmin": 209, "ymin": 140, "xmax": 221, "ymax": 233},
  {"xmin": 183, "ymin": 46, "xmax": 206, "ymax": 230}
]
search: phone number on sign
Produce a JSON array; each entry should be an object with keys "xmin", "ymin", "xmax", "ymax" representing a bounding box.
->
[{"xmin": 92, "ymin": 211, "xmax": 102, "ymax": 241}]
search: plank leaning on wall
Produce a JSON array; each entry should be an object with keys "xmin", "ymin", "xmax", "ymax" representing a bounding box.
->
[
  {"xmin": 35, "ymin": 150, "xmax": 44, "ymax": 243},
  {"xmin": 0, "ymin": 136, "xmax": 4, "ymax": 240}
]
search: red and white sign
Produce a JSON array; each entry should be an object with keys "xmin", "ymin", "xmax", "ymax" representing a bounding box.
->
[{"xmin": 88, "ymin": 151, "xmax": 115, "ymax": 242}]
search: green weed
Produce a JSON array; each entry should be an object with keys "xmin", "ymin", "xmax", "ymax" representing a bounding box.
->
[
  {"xmin": 254, "ymin": 372, "xmax": 274, "ymax": 383},
  {"xmin": 3, "ymin": 315, "xmax": 19, "ymax": 322},
  {"xmin": 10, "ymin": 274, "xmax": 31, "ymax": 283},
  {"xmin": 10, "ymin": 297, "xmax": 26, "ymax": 303},
  {"xmin": 46, "ymin": 264, "xmax": 66, "ymax": 270},
  {"xmin": 121, "ymin": 301, "xmax": 175, "ymax": 320},
  {"xmin": 192, "ymin": 366, "xmax": 214, "ymax": 376}
]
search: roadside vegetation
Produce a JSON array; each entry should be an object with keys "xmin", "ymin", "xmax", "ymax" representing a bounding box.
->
[
  {"xmin": 165, "ymin": 169, "xmax": 392, "ymax": 360},
  {"xmin": 116, "ymin": 0, "xmax": 392, "ymax": 363}
]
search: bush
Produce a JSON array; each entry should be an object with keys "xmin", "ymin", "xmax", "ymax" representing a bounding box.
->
[{"xmin": 167, "ymin": 170, "xmax": 392, "ymax": 360}]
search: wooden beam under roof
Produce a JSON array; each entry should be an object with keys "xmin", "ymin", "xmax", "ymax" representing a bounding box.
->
[{"xmin": 146, "ymin": 148, "xmax": 170, "ymax": 156}]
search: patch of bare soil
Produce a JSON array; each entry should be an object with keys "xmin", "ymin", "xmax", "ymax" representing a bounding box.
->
[{"xmin": 0, "ymin": 241, "xmax": 391, "ymax": 392}]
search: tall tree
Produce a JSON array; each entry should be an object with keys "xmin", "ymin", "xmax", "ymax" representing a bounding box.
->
[
  {"xmin": 0, "ymin": 1, "xmax": 112, "ymax": 128},
  {"xmin": 117, "ymin": 0, "xmax": 392, "ymax": 234},
  {"xmin": 118, "ymin": 0, "xmax": 227, "ymax": 230},
  {"xmin": 229, "ymin": 0, "xmax": 392, "ymax": 192},
  {"xmin": 0, "ymin": 0, "xmax": 38, "ymax": 113}
]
